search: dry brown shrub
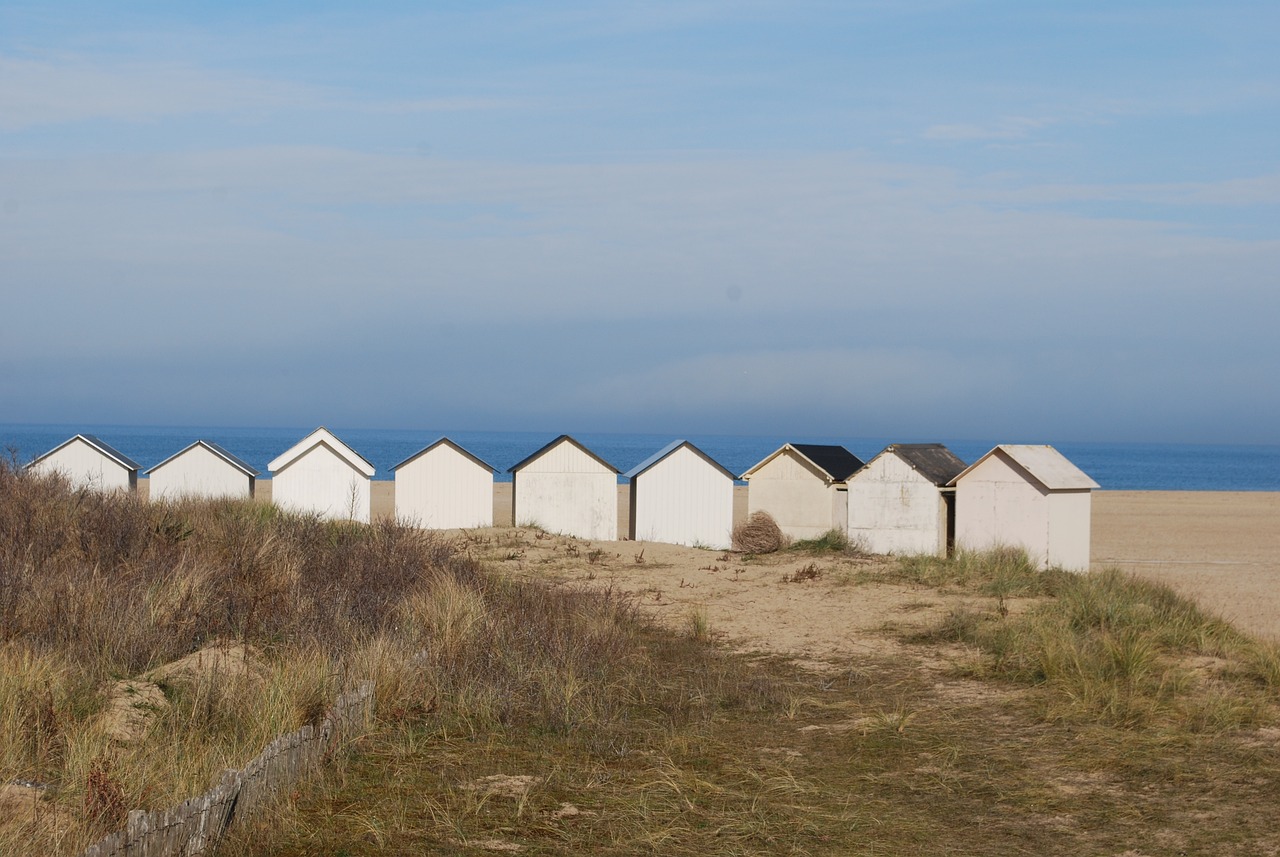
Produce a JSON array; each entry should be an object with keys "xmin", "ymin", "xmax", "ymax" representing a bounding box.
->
[{"xmin": 732, "ymin": 512, "xmax": 789, "ymax": 554}]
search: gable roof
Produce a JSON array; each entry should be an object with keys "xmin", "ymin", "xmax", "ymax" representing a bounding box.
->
[
  {"xmin": 741, "ymin": 443, "xmax": 863, "ymax": 483},
  {"xmin": 948, "ymin": 444, "xmax": 1099, "ymax": 491},
  {"xmin": 267, "ymin": 427, "xmax": 375, "ymax": 477},
  {"xmin": 29, "ymin": 434, "xmax": 141, "ymax": 472},
  {"xmin": 145, "ymin": 440, "xmax": 259, "ymax": 477},
  {"xmin": 507, "ymin": 434, "xmax": 619, "ymax": 474},
  {"xmin": 392, "ymin": 437, "xmax": 497, "ymax": 473},
  {"xmin": 865, "ymin": 443, "xmax": 966, "ymax": 487},
  {"xmin": 623, "ymin": 440, "xmax": 735, "ymax": 481}
]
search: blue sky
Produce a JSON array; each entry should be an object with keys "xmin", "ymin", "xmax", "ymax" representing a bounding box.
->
[{"xmin": 2, "ymin": 1, "xmax": 1277, "ymax": 443}]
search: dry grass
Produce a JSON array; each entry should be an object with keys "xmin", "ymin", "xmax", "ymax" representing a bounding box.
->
[{"xmin": 731, "ymin": 511, "xmax": 789, "ymax": 554}]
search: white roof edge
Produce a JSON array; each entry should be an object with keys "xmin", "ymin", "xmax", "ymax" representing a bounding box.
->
[
  {"xmin": 145, "ymin": 440, "xmax": 259, "ymax": 477},
  {"xmin": 739, "ymin": 443, "xmax": 833, "ymax": 484},
  {"xmin": 391, "ymin": 437, "xmax": 497, "ymax": 473},
  {"xmin": 268, "ymin": 427, "xmax": 375, "ymax": 476},
  {"xmin": 29, "ymin": 434, "xmax": 140, "ymax": 472}
]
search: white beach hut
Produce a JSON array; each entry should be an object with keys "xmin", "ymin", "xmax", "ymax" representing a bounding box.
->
[
  {"xmin": 625, "ymin": 440, "xmax": 735, "ymax": 549},
  {"xmin": 949, "ymin": 444, "xmax": 1099, "ymax": 571},
  {"xmin": 740, "ymin": 444, "xmax": 864, "ymax": 540},
  {"xmin": 392, "ymin": 438, "xmax": 496, "ymax": 530},
  {"xmin": 267, "ymin": 427, "xmax": 375, "ymax": 522},
  {"xmin": 508, "ymin": 435, "xmax": 619, "ymax": 540},
  {"xmin": 146, "ymin": 440, "xmax": 258, "ymax": 502},
  {"xmin": 846, "ymin": 444, "xmax": 966, "ymax": 557},
  {"xmin": 27, "ymin": 434, "xmax": 140, "ymax": 493}
]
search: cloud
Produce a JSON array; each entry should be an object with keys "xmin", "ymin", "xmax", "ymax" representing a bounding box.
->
[{"xmin": 923, "ymin": 116, "xmax": 1057, "ymax": 142}]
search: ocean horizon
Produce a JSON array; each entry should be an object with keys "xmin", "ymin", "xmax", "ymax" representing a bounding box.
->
[{"xmin": 2, "ymin": 422, "xmax": 1278, "ymax": 492}]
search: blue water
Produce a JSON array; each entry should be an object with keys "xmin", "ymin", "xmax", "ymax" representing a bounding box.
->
[{"xmin": 2, "ymin": 423, "xmax": 1278, "ymax": 491}]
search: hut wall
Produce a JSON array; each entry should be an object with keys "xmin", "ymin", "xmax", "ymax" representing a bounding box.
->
[
  {"xmin": 746, "ymin": 451, "xmax": 837, "ymax": 540},
  {"xmin": 953, "ymin": 453, "xmax": 1051, "ymax": 567},
  {"xmin": 272, "ymin": 444, "xmax": 370, "ymax": 523},
  {"xmin": 150, "ymin": 446, "xmax": 253, "ymax": 501},
  {"xmin": 29, "ymin": 440, "xmax": 134, "ymax": 492},
  {"xmin": 631, "ymin": 445, "xmax": 733, "ymax": 549},
  {"xmin": 395, "ymin": 446, "xmax": 493, "ymax": 529},
  {"xmin": 1047, "ymin": 490, "xmax": 1093, "ymax": 571},
  {"xmin": 847, "ymin": 454, "xmax": 948, "ymax": 556},
  {"xmin": 514, "ymin": 443, "xmax": 616, "ymax": 540}
]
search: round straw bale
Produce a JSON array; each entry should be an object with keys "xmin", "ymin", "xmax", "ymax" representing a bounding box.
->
[{"xmin": 732, "ymin": 511, "xmax": 788, "ymax": 554}]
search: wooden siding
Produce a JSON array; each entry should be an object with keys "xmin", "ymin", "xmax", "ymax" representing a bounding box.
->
[
  {"xmin": 28, "ymin": 439, "xmax": 134, "ymax": 493},
  {"xmin": 513, "ymin": 440, "xmax": 616, "ymax": 540},
  {"xmin": 149, "ymin": 445, "xmax": 254, "ymax": 501},
  {"xmin": 630, "ymin": 445, "xmax": 733, "ymax": 549},
  {"xmin": 954, "ymin": 451, "xmax": 1056, "ymax": 569},
  {"xmin": 395, "ymin": 444, "xmax": 493, "ymax": 529},
  {"xmin": 847, "ymin": 453, "xmax": 948, "ymax": 556},
  {"xmin": 271, "ymin": 443, "xmax": 371, "ymax": 523}
]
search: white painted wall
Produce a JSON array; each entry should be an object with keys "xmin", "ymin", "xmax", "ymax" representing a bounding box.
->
[
  {"xmin": 514, "ymin": 441, "xmax": 616, "ymax": 540},
  {"xmin": 149, "ymin": 445, "xmax": 253, "ymax": 501},
  {"xmin": 953, "ymin": 452, "xmax": 1053, "ymax": 568},
  {"xmin": 29, "ymin": 439, "xmax": 134, "ymax": 492},
  {"xmin": 1047, "ymin": 490, "xmax": 1092, "ymax": 571},
  {"xmin": 847, "ymin": 453, "xmax": 948, "ymax": 556},
  {"xmin": 395, "ymin": 444, "xmax": 493, "ymax": 529},
  {"xmin": 631, "ymin": 445, "xmax": 733, "ymax": 549},
  {"xmin": 271, "ymin": 443, "xmax": 371, "ymax": 522},
  {"xmin": 746, "ymin": 451, "xmax": 838, "ymax": 540}
]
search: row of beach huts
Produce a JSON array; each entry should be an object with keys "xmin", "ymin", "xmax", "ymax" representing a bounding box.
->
[{"xmin": 25, "ymin": 428, "xmax": 1099, "ymax": 570}]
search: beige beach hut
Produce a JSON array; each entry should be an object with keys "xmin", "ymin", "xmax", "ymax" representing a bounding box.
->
[
  {"xmin": 846, "ymin": 444, "xmax": 966, "ymax": 557},
  {"xmin": 146, "ymin": 440, "xmax": 258, "ymax": 501},
  {"xmin": 740, "ymin": 444, "xmax": 864, "ymax": 540},
  {"xmin": 949, "ymin": 444, "xmax": 1098, "ymax": 571},
  {"xmin": 626, "ymin": 440, "xmax": 735, "ymax": 550},
  {"xmin": 392, "ymin": 438, "xmax": 496, "ymax": 529},
  {"xmin": 509, "ymin": 435, "xmax": 618, "ymax": 540},
  {"xmin": 27, "ymin": 434, "xmax": 140, "ymax": 493},
  {"xmin": 268, "ymin": 427, "xmax": 375, "ymax": 522}
]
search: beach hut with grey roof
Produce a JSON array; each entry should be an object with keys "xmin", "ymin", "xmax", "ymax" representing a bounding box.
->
[
  {"xmin": 146, "ymin": 440, "xmax": 258, "ymax": 501},
  {"xmin": 27, "ymin": 434, "xmax": 140, "ymax": 493},
  {"xmin": 740, "ymin": 443, "xmax": 864, "ymax": 540},
  {"xmin": 268, "ymin": 427, "xmax": 375, "ymax": 522},
  {"xmin": 509, "ymin": 435, "xmax": 618, "ymax": 540},
  {"xmin": 626, "ymin": 440, "xmax": 734, "ymax": 549},
  {"xmin": 949, "ymin": 444, "xmax": 1099, "ymax": 571},
  {"xmin": 393, "ymin": 438, "xmax": 495, "ymax": 529},
  {"xmin": 846, "ymin": 444, "xmax": 966, "ymax": 556}
]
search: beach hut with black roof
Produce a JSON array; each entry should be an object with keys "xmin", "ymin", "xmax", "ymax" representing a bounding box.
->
[
  {"xmin": 846, "ymin": 443, "xmax": 966, "ymax": 556},
  {"xmin": 146, "ymin": 440, "xmax": 258, "ymax": 501},
  {"xmin": 393, "ymin": 437, "xmax": 496, "ymax": 529},
  {"xmin": 625, "ymin": 440, "xmax": 734, "ymax": 549},
  {"xmin": 508, "ymin": 435, "xmax": 618, "ymax": 540},
  {"xmin": 949, "ymin": 444, "xmax": 1098, "ymax": 571},
  {"xmin": 740, "ymin": 443, "xmax": 864, "ymax": 540},
  {"xmin": 27, "ymin": 434, "xmax": 140, "ymax": 493},
  {"xmin": 268, "ymin": 427, "xmax": 375, "ymax": 522}
]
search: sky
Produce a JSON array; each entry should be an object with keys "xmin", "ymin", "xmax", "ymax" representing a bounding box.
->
[{"xmin": 1, "ymin": 1, "xmax": 1277, "ymax": 444}]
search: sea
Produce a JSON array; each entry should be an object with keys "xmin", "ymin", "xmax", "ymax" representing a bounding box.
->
[{"xmin": 2, "ymin": 423, "xmax": 1278, "ymax": 491}]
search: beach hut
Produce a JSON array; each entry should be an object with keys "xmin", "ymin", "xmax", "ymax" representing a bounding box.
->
[
  {"xmin": 740, "ymin": 444, "xmax": 864, "ymax": 540},
  {"xmin": 267, "ymin": 427, "xmax": 375, "ymax": 522},
  {"xmin": 392, "ymin": 438, "xmax": 496, "ymax": 529},
  {"xmin": 949, "ymin": 444, "xmax": 1099, "ymax": 571},
  {"xmin": 146, "ymin": 440, "xmax": 258, "ymax": 502},
  {"xmin": 846, "ymin": 444, "xmax": 966, "ymax": 556},
  {"xmin": 27, "ymin": 434, "xmax": 140, "ymax": 493},
  {"xmin": 625, "ymin": 440, "xmax": 735, "ymax": 549},
  {"xmin": 508, "ymin": 435, "xmax": 619, "ymax": 540}
]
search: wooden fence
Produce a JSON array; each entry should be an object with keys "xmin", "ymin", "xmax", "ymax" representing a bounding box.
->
[{"xmin": 81, "ymin": 681, "xmax": 374, "ymax": 857}]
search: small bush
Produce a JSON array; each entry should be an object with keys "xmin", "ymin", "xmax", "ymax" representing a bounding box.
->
[{"xmin": 732, "ymin": 512, "xmax": 788, "ymax": 554}]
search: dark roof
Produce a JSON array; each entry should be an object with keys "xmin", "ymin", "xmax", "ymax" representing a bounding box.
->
[
  {"xmin": 392, "ymin": 437, "xmax": 496, "ymax": 473},
  {"xmin": 885, "ymin": 443, "xmax": 966, "ymax": 486},
  {"xmin": 623, "ymin": 440, "xmax": 735, "ymax": 480},
  {"xmin": 508, "ymin": 434, "xmax": 619, "ymax": 474},
  {"xmin": 791, "ymin": 444, "xmax": 864, "ymax": 482},
  {"xmin": 145, "ymin": 440, "xmax": 259, "ymax": 477},
  {"xmin": 29, "ymin": 434, "xmax": 141, "ymax": 472}
]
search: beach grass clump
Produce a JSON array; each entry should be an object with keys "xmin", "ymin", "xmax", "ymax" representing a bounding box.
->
[
  {"xmin": 731, "ymin": 511, "xmax": 789, "ymax": 554},
  {"xmin": 893, "ymin": 545, "xmax": 1054, "ymax": 597},
  {"xmin": 789, "ymin": 528, "xmax": 870, "ymax": 556}
]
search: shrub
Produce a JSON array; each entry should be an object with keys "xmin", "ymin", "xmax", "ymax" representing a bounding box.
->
[{"xmin": 731, "ymin": 511, "xmax": 788, "ymax": 554}]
